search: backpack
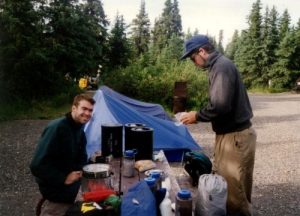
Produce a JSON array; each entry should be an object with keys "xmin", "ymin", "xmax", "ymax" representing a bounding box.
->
[{"xmin": 183, "ymin": 151, "xmax": 212, "ymax": 186}]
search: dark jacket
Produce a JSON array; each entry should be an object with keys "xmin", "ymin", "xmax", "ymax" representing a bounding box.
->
[
  {"xmin": 30, "ymin": 113, "xmax": 88, "ymax": 203},
  {"xmin": 196, "ymin": 51, "xmax": 253, "ymax": 134}
]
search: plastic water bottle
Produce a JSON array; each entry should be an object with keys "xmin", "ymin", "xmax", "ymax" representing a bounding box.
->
[
  {"xmin": 175, "ymin": 189, "xmax": 192, "ymax": 216},
  {"xmin": 160, "ymin": 191, "xmax": 172, "ymax": 216},
  {"xmin": 144, "ymin": 177, "xmax": 157, "ymax": 194},
  {"xmin": 151, "ymin": 171, "xmax": 162, "ymax": 190},
  {"xmin": 123, "ymin": 150, "xmax": 135, "ymax": 177}
]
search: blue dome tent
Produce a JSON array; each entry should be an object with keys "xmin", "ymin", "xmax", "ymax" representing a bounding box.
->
[{"xmin": 84, "ymin": 86, "xmax": 200, "ymax": 162}]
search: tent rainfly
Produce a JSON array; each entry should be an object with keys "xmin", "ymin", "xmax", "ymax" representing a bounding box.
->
[{"xmin": 84, "ymin": 86, "xmax": 201, "ymax": 162}]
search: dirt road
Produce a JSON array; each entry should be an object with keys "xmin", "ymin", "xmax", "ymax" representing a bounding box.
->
[{"xmin": 0, "ymin": 93, "xmax": 299, "ymax": 215}]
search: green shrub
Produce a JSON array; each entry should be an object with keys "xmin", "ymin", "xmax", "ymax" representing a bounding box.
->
[{"xmin": 103, "ymin": 55, "xmax": 208, "ymax": 112}]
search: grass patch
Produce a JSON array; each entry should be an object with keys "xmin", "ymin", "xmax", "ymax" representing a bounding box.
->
[
  {"xmin": 29, "ymin": 100, "xmax": 71, "ymax": 120},
  {"xmin": 248, "ymin": 86, "xmax": 290, "ymax": 94},
  {"xmin": 0, "ymin": 92, "xmax": 78, "ymax": 122},
  {"xmin": 0, "ymin": 99, "xmax": 71, "ymax": 122}
]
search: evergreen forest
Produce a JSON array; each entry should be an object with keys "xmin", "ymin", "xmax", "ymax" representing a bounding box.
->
[{"xmin": 1, "ymin": 0, "xmax": 300, "ymax": 118}]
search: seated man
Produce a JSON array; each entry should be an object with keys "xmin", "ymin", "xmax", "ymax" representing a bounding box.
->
[{"xmin": 30, "ymin": 94, "xmax": 95, "ymax": 216}]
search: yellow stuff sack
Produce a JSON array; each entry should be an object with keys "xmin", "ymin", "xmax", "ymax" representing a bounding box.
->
[{"xmin": 79, "ymin": 78, "xmax": 88, "ymax": 89}]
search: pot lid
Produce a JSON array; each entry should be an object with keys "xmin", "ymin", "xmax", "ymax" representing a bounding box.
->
[{"xmin": 82, "ymin": 163, "xmax": 111, "ymax": 179}]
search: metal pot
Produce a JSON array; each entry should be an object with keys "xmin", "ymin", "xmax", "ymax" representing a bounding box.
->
[{"xmin": 81, "ymin": 163, "xmax": 113, "ymax": 192}]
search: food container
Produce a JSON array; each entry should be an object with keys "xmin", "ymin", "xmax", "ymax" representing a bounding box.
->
[{"xmin": 81, "ymin": 163, "xmax": 113, "ymax": 193}]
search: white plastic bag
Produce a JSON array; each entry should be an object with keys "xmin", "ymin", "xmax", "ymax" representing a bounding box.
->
[
  {"xmin": 174, "ymin": 112, "xmax": 186, "ymax": 126},
  {"xmin": 195, "ymin": 174, "xmax": 228, "ymax": 216}
]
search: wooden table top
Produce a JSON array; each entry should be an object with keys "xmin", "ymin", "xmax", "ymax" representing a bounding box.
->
[{"xmin": 111, "ymin": 151, "xmax": 181, "ymax": 203}]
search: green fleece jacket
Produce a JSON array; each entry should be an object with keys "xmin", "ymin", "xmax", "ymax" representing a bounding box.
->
[{"xmin": 30, "ymin": 113, "xmax": 87, "ymax": 203}]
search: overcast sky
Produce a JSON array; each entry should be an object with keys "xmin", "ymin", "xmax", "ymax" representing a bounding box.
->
[{"xmin": 101, "ymin": 0, "xmax": 300, "ymax": 46}]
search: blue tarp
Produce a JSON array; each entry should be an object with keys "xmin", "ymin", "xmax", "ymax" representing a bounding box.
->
[
  {"xmin": 84, "ymin": 86, "xmax": 200, "ymax": 162},
  {"xmin": 121, "ymin": 181, "xmax": 156, "ymax": 216}
]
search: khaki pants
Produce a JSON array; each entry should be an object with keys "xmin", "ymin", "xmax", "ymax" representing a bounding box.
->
[
  {"xmin": 40, "ymin": 200, "xmax": 72, "ymax": 216},
  {"xmin": 213, "ymin": 127, "xmax": 256, "ymax": 216}
]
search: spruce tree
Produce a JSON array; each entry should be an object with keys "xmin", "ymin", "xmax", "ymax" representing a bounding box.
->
[
  {"xmin": 234, "ymin": 30, "xmax": 254, "ymax": 87},
  {"xmin": 278, "ymin": 9, "xmax": 291, "ymax": 40},
  {"xmin": 152, "ymin": 0, "xmax": 183, "ymax": 52},
  {"xmin": 46, "ymin": 0, "xmax": 79, "ymax": 78},
  {"xmin": 268, "ymin": 9, "xmax": 299, "ymax": 89},
  {"xmin": 107, "ymin": 14, "xmax": 132, "ymax": 69},
  {"xmin": 185, "ymin": 28, "xmax": 193, "ymax": 39},
  {"xmin": 152, "ymin": 0, "xmax": 172, "ymax": 51},
  {"xmin": 171, "ymin": 0, "xmax": 182, "ymax": 36},
  {"xmin": 261, "ymin": 6, "xmax": 270, "ymax": 42},
  {"xmin": 161, "ymin": 34, "xmax": 183, "ymax": 61},
  {"xmin": 235, "ymin": 0, "xmax": 263, "ymax": 87},
  {"xmin": 296, "ymin": 18, "xmax": 300, "ymax": 31},
  {"xmin": 225, "ymin": 30, "xmax": 239, "ymax": 60},
  {"xmin": 82, "ymin": 0, "xmax": 109, "ymax": 74},
  {"xmin": 0, "ymin": 0, "xmax": 54, "ymax": 100},
  {"xmin": 217, "ymin": 30, "xmax": 224, "ymax": 54},
  {"xmin": 269, "ymin": 31, "xmax": 297, "ymax": 88},
  {"xmin": 152, "ymin": 17, "xmax": 167, "ymax": 52},
  {"xmin": 293, "ymin": 19, "xmax": 300, "ymax": 74},
  {"xmin": 161, "ymin": 0, "xmax": 173, "ymax": 39},
  {"xmin": 193, "ymin": 28, "xmax": 199, "ymax": 36},
  {"xmin": 130, "ymin": 0, "xmax": 151, "ymax": 57},
  {"xmin": 261, "ymin": 6, "xmax": 279, "ymax": 86}
]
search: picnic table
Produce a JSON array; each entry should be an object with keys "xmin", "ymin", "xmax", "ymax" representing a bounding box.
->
[{"xmin": 76, "ymin": 151, "xmax": 182, "ymax": 215}]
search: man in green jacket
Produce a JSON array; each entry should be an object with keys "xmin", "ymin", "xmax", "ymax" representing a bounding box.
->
[
  {"xmin": 30, "ymin": 94, "xmax": 95, "ymax": 216},
  {"xmin": 180, "ymin": 35, "xmax": 256, "ymax": 216}
]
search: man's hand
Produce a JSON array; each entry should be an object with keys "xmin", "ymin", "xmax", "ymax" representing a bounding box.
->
[
  {"xmin": 64, "ymin": 171, "xmax": 82, "ymax": 185},
  {"xmin": 180, "ymin": 111, "xmax": 197, "ymax": 124}
]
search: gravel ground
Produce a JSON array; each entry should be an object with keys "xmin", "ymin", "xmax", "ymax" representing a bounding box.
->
[{"xmin": 0, "ymin": 93, "xmax": 299, "ymax": 216}]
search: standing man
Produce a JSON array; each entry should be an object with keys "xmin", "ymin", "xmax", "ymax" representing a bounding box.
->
[
  {"xmin": 30, "ymin": 94, "xmax": 95, "ymax": 216},
  {"xmin": 180, "ymin": 35, "xmax": 256, "ymax": 216}
]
